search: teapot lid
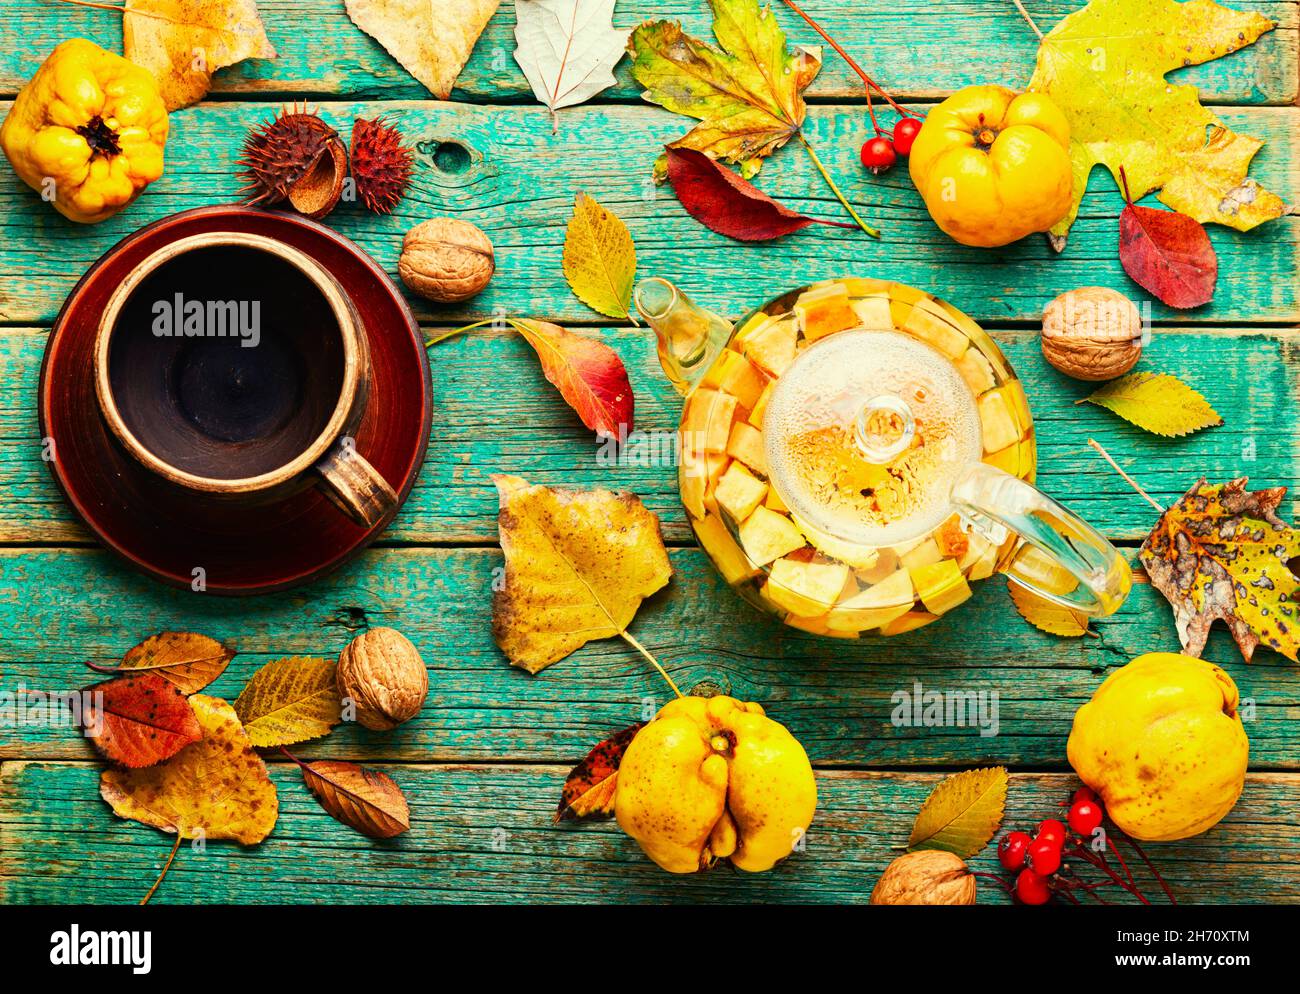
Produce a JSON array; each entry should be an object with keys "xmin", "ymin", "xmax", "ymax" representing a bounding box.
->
[{"xmin": 763, "ymin": 325, "xmax": 984, "ymax": 548}]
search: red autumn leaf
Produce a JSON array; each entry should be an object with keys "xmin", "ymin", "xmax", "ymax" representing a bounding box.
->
[
  {"xmin": 556, "ymin": 722, "xmax": 644, "ymax": 822},
  {"xmin": 1118, "ymin": 169, "xmax": 1218, "ymax": 309},
  {"xmin": 83, "ymin": 674, "xmax": 202, "ymax": 769},
  {"xmin": 665, "ymin": 146, "xmax": 856, "ymax": 241},
  {"xmin": 511, "ymin": 318, "xmax": 634, "ymax": 438}
]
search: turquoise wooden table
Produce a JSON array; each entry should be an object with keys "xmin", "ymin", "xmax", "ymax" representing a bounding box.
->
[{"xmin": 1, "ymin": 0, "xmax": 1298, "ymax": 905}]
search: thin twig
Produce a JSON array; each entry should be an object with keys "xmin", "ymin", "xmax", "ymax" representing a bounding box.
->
[
  {"xmin": 1123, "ymin": 835, "xmax": 1178, "ymax": 905},
  {"xmin": 798, "ymin": 135, "xmax": 880, "ymax": 238},
  {"xmin": 778, "ymin": 0, "xmax": 912, "ymax": 120},
  {"xmin": 424, "ymin": 319, "xmax": 494, "ymax": 349},
  {"xmin": 1088, "ymin": 439, "xmax": 1165, "ymax": 512},
  {"xmin": 1011, "ymin": 0, "xmax": 1045, "ymax": 39},
  {"xmin": 620, "ymin": 630, "xmax": 683, "ymax": 699},
  {"xmin": 140, "ymin": 833, "xmax": 183, "ymax": 906}
]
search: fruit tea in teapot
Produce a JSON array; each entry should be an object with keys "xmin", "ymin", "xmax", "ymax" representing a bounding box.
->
[{"xmin": 635, "ymin": 277, "xmax": 1131, "ymax": 638}]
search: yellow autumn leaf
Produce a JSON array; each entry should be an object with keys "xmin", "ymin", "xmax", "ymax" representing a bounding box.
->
[
  {"xmin": 907, "ymin": 767, "xmax": 1008, "ymax": 859},
  {"xmin": 233, "ymin": 656, "xmax": 342, "ymax": 747},
  {"xmin": 562, "ymin": 193, "xmax": 637, "ymax": 322},
  {"xmin": 100, "ymin": 694, "xmax": 278, "ymax": 844},
  {"xmin": 125, "ymin": 0, "xmax": 277, "ymax": 111},
  {"xmin": 1029, "ymin": 0, "xmax": 1285, "ymax": 241},
  {"xmin": 492, "ymin": 475, "xmax": 671, "ymax": 673},
  {"xmin": 1082, "ymin": 371, "xmax": 1223, "ymax": 437},
  {"xmin": 345, "ymin": 0, "xmax": 499, "ymax": 100},
  {"xmin": 1008, "ymin": 581, "xmax": 1092, "ymax": 638},
  {"xmin": 114, "ymin": 631, "xmax": 234, "ymax": 694}
]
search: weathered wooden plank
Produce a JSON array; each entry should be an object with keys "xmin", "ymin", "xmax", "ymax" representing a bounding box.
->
[
  {"xmin": 2, "ymin": 545, "xmax": 1296, "ymax": 767},
  {"xmin": 0, "ymin": 326, "xmax": 1295, "ymax": 545},
  {"xmin": 2, "ymin": 102, "xmax": 1297, "ymax": 327},
  {"xmin": 2, "ymin": 763, "xmax": 1296, "ymax": 904},
  {"xmin": 2, "ymin": 1, "xmax": 1294, "ymax": 104}
]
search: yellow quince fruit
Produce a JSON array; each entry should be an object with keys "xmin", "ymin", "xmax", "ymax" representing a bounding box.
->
[
  {"xmin": 1067, "ymin": 653, "xmax": 1248, "ymax": 841},
  {"xmin": 908, "ymin": 84, "xmax": 1071, "ymax": 248},
  {"xmin": 1, "ymin": 39, "xmax": 168, "ymax": 223},
  {"xmin": 614, "ymin": 695, "xmax": 816, "ymax": 873}
]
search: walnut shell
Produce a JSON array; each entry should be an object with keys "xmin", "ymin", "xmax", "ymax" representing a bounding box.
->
[
  {"xmin": 1041, "ymin": 286, "xmax": 1144, "ymax": 381},
  {"xmin": 869, "ymin": 850, "xmax": 977, "ymax": 905},
  {"xmin": 398, "ymin": 218, "xmax": 494, "ymax": 303},
  {"xmin": 337, "ymin": 627, "xmax": 429, "ymax": 731}
]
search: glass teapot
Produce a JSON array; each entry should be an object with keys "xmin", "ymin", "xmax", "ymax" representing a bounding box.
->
[{"xmin": 635, "ymin": 276, "xmax": 1131, "ymax": 638}]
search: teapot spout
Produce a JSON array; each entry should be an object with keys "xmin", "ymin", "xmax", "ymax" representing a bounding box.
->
[{"xmin": 634, "ymin": 277, "xmax": 733, "ymax": 396}]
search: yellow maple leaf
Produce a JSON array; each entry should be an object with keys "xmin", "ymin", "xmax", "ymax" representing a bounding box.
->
[
  {"xmin": 125, "ymin": 0, "xmax": 277, "ymax": 110},
  {"xmin": 100, "ymin": 694, "xmax": 278, "ymax": 845},
  {"xmin": 492, "ymin": 475, "xmax": 672, "ymax": 674},
  {"xmin": 562, "ymin": 193, "xmax": 637, "ymax": 323},
  {"xmin": 1082, "ymin": 371, "xmax": 1223, "ymax": 437},
  {"xmin": 1028, "ymin": 0, "xmax": 1286, "ymax": 241}
]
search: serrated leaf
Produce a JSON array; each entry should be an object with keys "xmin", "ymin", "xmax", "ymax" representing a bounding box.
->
[
  {"xmin": 233, "ymin": 657, "xmax": 341, "ymax": 747},
  {"xmin": 492, "ymin": 475, "xmax": 671, "ymax": 673},
  {"xmin": 556, "ymin": 722, "xmax": 644, "ymax": 822},
  {"xmin": 562, "ymin": 192, "xmax": 637, "ymax": 321},
  {"xmin": 908, "ymin": 767, "xmax": 1007, "ymax": 858},
  {"xmin": 106, "ymin": 632, "xmax": 234, "ymax": 695},
  {"xmin": 1008, "ymin": 582, "xmax": 1092, "ymax": 638},
  {"xmin": 298, "ymin": 760, "xmax": 410, "ymax": 839},
  {"xmin": 1083, "ymin": 371, "xmax": 1222, "ymax": 437},
  {"xmin": 83, "ymin": 674, "xmax": 202, "ymax": 769}
]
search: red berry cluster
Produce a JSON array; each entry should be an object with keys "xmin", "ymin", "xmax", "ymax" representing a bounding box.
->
[
  {"xmin": 988, "ymin": 788, "xmax": 1174, "ymax": 906},
  {"xmin": 860, "ymin": 117, "xmax": 921, "ymax": 175}
]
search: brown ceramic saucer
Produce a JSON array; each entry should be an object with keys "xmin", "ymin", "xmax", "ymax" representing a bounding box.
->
[{"xmin": 39, "ymin": 205, "xmax": 432, "ymax": 595}]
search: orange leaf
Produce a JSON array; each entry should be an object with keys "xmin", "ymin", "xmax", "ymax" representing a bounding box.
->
[
  {"xmin": 84, "ymin": 674, "xmax": 202, "ymax": 768},
  {"xmin": 511, "ymin": 318, "xmax": 634, "ymax": 438},
  {"xmin": 556, "ymin": 722, "xmax": 644, "ymax": 822},
  {"xmin": 297, "ymin": 759, "xmax": 410, "ymax": 839}
]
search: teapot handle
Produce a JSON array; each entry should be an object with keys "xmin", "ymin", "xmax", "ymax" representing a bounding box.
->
[{"xmin": 951, "ymin": 462, "xmax": 1131, "ymax": 616}]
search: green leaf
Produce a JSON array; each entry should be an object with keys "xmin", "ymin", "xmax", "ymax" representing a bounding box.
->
[
  {"xmin": 233, "ymin": 656, "xmax": 341, "ymax": 747},
  {"xmin": 908, "ymin": 767, "xmax": 1008, "ymax": 858},
  {"xmin": 562, "ymin": 193, "xmax": 637, "ymax": 321},
  {"xmin": 1083, "ymin": 371, "xmax": 1223, "ymax": 437}
]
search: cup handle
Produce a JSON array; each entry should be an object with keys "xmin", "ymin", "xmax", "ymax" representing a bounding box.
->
[
  {"xmin": 313, "ymin": 437, "xmax": 398, "ymax": 529},
  {"xmin": 950, "ymin": 462, "xmax": 1131, "ymax": 616}
]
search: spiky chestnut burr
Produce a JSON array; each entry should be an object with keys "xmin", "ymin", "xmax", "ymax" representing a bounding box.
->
[
  {"xmin": 238, "ymin": 108, "xmax": 344, "ymax": 209},
  {"xmin": 350, "ymin": 117, "xmax": 413, "ymax": 214}
]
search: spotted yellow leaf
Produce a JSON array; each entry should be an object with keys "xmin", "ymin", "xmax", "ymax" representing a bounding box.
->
[
  {"xmin": 492, "ymin": 475, "xmax": 671, "ymax": 673},
  {"xmin": 233, "ymin": 656, "xmax": 341, "ymax": 747},
  {"xmin": 1082, "ymin": 371, "xmax": 1222, "ymax": 437}
]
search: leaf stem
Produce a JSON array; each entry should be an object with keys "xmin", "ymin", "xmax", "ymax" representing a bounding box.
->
[
  {"xmin": 424, "ymin": 319, "xmax": 494, "ymax": 349},
  {"xmin": 798, "ymin": 135, "xmax": 879, "ymax": 238},
  {"xmin": 1088, "ymin": 439, "xmax": 1165, "ymax": 512},
  {"xmin": 140, "ymin": 833, "xmax": 183, "ymax": 906},
  {"xmin": 619, "ymin": 630, "xmax": 683, "ymax": 699},
  {"xmin": 1010, "ymin": 0, "xmax": 1045, "ymax": 40},
  {"xmin": 778, "ymin": 0, "xmax": 912, "ymax": 120}
]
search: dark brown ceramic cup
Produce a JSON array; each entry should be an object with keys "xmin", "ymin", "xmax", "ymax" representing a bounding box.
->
[{"xmin": 93, "ymin": 232, "xmax": 397, "ymax": 528}]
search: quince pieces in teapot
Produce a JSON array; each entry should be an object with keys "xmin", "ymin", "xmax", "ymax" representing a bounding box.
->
[{"xmin": 679, "ymin": 279, "xmax": 1036, "ymax": 638}]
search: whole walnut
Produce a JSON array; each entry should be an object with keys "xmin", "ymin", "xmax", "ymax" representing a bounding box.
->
[
  {"xmin": 1041, "ymin": 286, "xmax": 1144, "ymax": 381},
  {"xmin": 398, "ymin": 218, "xmax": 494, "ymax": 303},
  {"xmin": 869, "ymin": 850, "xmax": 977, "ymax": 905},
  {"xmin": 337, "ymin": 627, "xmax": 428, "ymax": 731}
]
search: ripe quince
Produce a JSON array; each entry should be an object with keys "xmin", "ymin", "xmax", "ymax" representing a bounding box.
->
[
  {"xmin": 1067, "ymin": 653, "xmax": 1248, "ymax": 841},
  {"xmin": 908, "ymin": 84, "xmax": 1071, "ymax": 248},
  {"xmin": 615, "ymin": 695, "xmax": 816, "ymax": 873}
]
